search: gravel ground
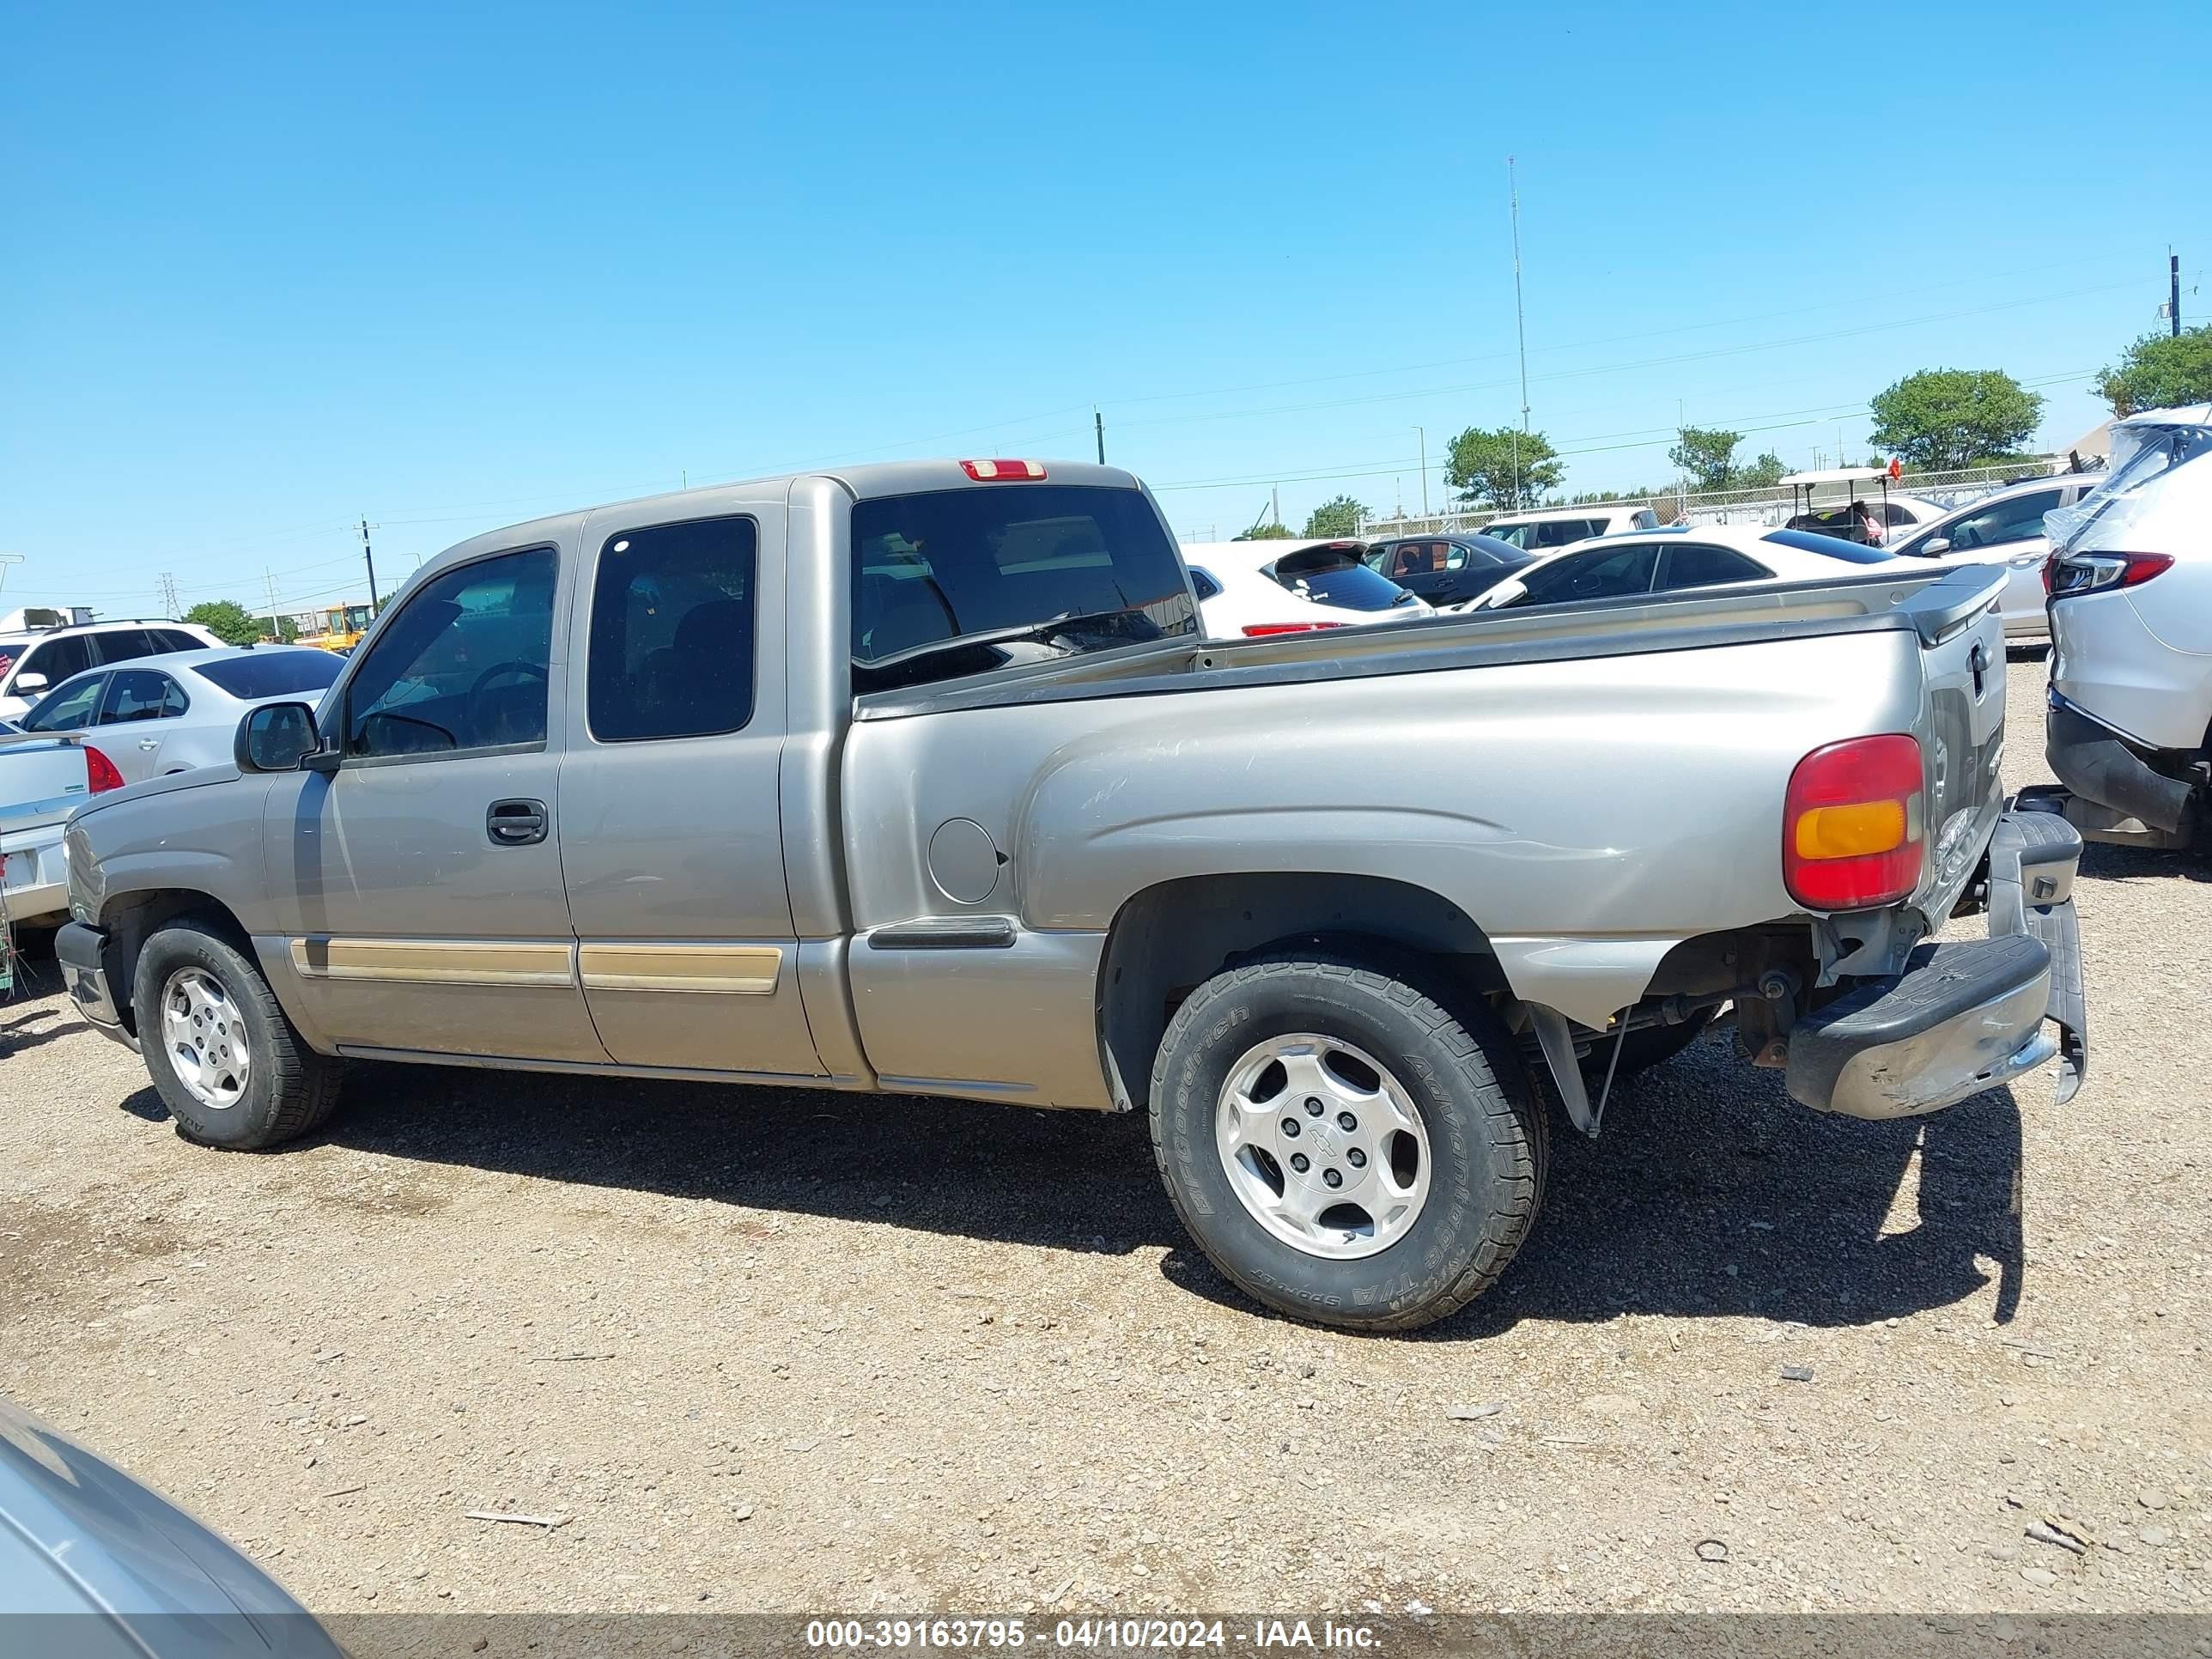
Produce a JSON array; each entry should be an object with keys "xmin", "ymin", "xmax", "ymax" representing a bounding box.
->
[{"xmin": 3, "ymin": 656, "xmax": 2207, "ymax": 1620}]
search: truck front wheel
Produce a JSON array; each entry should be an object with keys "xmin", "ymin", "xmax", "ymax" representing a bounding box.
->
[
  {"xmin": 132, "ymin": 919, "xmax": 344, "ymax": 1151},
  {"xmin": 1146, "ymin": 950, "xmax": 1546, "ymax": 1332}
]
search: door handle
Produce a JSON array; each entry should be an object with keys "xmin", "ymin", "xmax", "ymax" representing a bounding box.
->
[
  {"xmin": 137, "ymin": 739, "xmax": 161, "ymax": 750},
  {"xmin": 487, "ymin": 798, "xmax": 549, "ymax": 846}
]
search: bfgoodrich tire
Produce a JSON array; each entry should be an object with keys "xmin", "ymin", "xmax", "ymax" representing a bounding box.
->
[
  {"xmin": 1147, "ymin": 950, "xmax": 1546, "ymax": 1333},
  {"xmin": 132, "ymin": 919, "xmax": 344, "ymax": 1150}
]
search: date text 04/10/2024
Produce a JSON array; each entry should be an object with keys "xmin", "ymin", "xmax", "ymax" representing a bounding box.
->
[{"xmin": 802, "ymin": 1618, "xmax": 1382, "ymax": 1650}]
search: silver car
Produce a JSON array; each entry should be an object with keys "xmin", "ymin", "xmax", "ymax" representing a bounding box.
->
[
  {"xmin": 0, "ymin": 1395, "xmax": 343, "ymax": 1655},
  {"xmin": 1884, "ymin": 473, "xmax": 2106, "ymax": 641},
  {"xmin": 15, "ymin": 647, "xmax": 341, "ymax": 786}
]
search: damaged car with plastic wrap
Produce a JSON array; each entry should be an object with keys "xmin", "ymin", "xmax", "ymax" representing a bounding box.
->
[
  {"xmin": 2029, "ymin": 404, "xmax": 2212, "ymax": 854},
  {"xmin": 58, "ymin": 459, "xmax": 2087, "ymax": 1332}
]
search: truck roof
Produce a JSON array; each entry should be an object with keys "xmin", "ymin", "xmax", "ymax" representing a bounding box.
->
[{"xmin": 419, "ymin": 459, "xmax": 1146, "ymax": 586}]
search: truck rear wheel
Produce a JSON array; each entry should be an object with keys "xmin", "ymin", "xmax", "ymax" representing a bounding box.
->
[
  {"xmin": 1146, "ymin": 950, "xmax": 1546, "ymax": 1332},
  {"xmin": 132, "ymin": 919, "xmax": 344, "ymax": 1151}
]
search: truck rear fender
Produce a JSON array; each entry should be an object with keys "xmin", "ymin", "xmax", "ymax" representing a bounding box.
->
[{"xmin": 1098, "ymin": 872, "xmax": 1512, "ymax": 1111}]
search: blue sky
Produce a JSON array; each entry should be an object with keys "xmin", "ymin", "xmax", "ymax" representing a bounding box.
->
[{"xmin": 4, "ymin": 1, "xmax": 2203, "ymax": 620}]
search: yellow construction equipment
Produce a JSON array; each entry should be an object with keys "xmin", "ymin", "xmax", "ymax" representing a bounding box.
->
[{"xmin": 296, "ymin": 602, "xmax": 377, "ymax": 653}]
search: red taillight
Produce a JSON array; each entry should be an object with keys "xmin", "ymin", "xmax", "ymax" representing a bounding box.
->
[
  {"xmin": 85, "ymin": 744, "xmax": 126, "ymax": 794},
  {"xmin": 1783, "ymin": 734, "xmax": 1925, "ymax": 910},
  {"xmin": 2048, "ymin": 550, "xmax": 2173, "ymax": 599},
  {"xmin": 957, "ymin": 459, "xmax": 1047, "ymax": 482},
  {"xmin": 1242, "ymin": 622, "xmax": 1347, "ymax": 637}
]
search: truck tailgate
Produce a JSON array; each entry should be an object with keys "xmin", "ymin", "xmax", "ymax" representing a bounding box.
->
[{"xmin": 1908, "ymin": 567, "xmax": 2009, "ymax": 909}]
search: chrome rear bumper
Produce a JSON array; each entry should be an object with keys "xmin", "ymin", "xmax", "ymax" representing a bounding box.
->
[{"xmin": 1787, "ymin": 812, "xmax": 2087, "ymax": 1120}]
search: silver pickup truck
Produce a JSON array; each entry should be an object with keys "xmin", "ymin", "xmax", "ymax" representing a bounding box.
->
[{"xmin": 57, "ymin": 462, "xmax": 2087, "ymax": 1332}]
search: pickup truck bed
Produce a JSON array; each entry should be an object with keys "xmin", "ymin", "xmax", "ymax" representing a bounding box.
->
[{"xmin": 54, "ymin": 460, "xmax": 2087, "ymax": 1332}]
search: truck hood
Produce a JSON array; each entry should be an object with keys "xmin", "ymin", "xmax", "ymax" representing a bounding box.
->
[{"xmin": 68, "ymin": 762, "xmax": 244, "ymax": 822}]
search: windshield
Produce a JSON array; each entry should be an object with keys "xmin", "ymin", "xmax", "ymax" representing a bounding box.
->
[
  {"xmin": 1761, "ymin": 530, "xmax": 1895, "ymax": 565},
  {"xmin": 851, "ymin": 485, "xmax": 1196, "ymax": 693},
  {"xmin": 1268, "ymin": 549, "xmax": 1413, "ymax": 612},
  {"xmin": 191, "ymin": 649, "xmax": 343, "ymax": 701}
]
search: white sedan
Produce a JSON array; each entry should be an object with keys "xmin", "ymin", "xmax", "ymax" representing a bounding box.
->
[
  {"xmin": 15, "ymin": 646, "xmax": 342, "ymax": 786},
  {"xmin": 1453, "ymin": 525, "xmax": 1897, "ymax": 612},
  {"xmin": 1182, "ymin": 539, "xmax": 1430, "ymax": 638}
]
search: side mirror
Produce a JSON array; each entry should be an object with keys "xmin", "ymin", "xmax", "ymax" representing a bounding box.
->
[
  {"xmin": 1478, "ymin": 579, "xmax": 1528, "ymax": 610},
  {"xmin": 1922, "ymin": 537, "xmax": 1951, "ymax": 556},
  {"xmin": 235, "ymin": 702, "xmax": 322, "ymax": 772},
  {"xmin": 12, "ymin": 672, "xmax": 47, "ymax": 694}
]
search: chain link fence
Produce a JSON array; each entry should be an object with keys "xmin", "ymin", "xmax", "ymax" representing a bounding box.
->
[{"xmin": 1353, "ymin": 459, "xmax": 2094, "ymax": 542}]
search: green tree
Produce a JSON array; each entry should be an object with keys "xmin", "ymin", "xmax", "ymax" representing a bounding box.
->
[
  {"xmin": 1301, "ymin": 495, "xmax": 1366, "ymax": 538},
  {"xmin": 1735, "ymin": 450, "xmax": 1786, "ymax": 489},
  {"xmin": 1867, "ymin": 368, "xmax": 2044, "ymax": 471},
  {"xmin": 2093, "ymin": 325, "xmax": 2212, "ymax": 416},
  {"xmin": 1668, "ymin": 426, "xmax": 1742, "ymax": 492},
  {"xmin": 1236, "ymin": 521, "xmax": 1295, "ymax": 540},
  {"xmin": 1445, "ymin": 425, "xmax": 1563, "ymax": 508},
  {"xmin": 183, "ymin": 599, "xmax": 264, "ymax": 646}
]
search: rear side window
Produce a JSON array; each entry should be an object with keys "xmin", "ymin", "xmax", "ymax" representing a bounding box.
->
[
  {"xmin": 193, "ymin": 650, "xmax": 343, "ymax": 700},
  {"xmin": 100, "ymin": 670, "xmax": 187, "ymax": 722},
  {"xmin": 1657, "ymin": 544, "xmax": 1770, "ymax": 592},
  {"xmin": 155, "ymin": 629, "xmax": 205, "ymax": 653},
  {"xmin": 587, "ymin": 516, "xmax": 759, "ymax": 742},
  {"xmin": 1188, "ymin": 568, "xmax": 1223, "ymax": 600},
  {"xmin": 851, "ymin": 485, "xmax": 1195, "ymax": 693},
  {"xmin": 90, "ymin": 628, "xmax": 166, "ymax": 665}
]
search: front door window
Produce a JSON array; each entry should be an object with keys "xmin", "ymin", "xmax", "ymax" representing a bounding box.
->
[{"xmin": 342, "ymin": 550, "xmax": 556, "ymax": 758}]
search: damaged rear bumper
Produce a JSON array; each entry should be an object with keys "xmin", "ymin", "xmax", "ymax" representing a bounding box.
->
[{"xmin": 1787, "ymin": 811, "xmax": 2087, "ymax": 1120}]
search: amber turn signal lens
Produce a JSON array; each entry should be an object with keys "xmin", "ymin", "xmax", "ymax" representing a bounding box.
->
[{"xmin": 1793, "ymin": 799, "xmax": 1906, "ymax": 861}]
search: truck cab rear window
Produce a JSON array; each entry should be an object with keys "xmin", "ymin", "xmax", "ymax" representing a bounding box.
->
[{"xmin": 851, "ymin": 486, "xmax": 1196, "ymax": 693}]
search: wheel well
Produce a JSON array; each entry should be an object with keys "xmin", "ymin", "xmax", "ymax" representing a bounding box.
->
[
  {"xmin": 1098, "ymin": 872, "xmax": 1499, "ymax": 1110},
  {"xmin": 96, "ymin": 890, "xmax": 251, "ymax": 1035}
]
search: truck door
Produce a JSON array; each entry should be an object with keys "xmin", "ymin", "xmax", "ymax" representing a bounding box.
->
[
  {"xmin": 260, "ymin": 542, "xmax": 605, "ymax": 1061},
  {"xmin": 556, "ymin": 499, "xmax": 822, "ymax": 1078}
]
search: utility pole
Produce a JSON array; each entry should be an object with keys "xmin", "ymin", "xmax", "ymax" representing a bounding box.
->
[
  {"xmin": 264, "ymin": 568, "xmax": 283, "ymax": 643},
  {"xmin": 1508, "ymin": 156, "xmax": 1531, "ymax": 507},
  {"xmin": 1413, "ymin": 427, "xmax": 1429, "ymax": 516},
  {"xmin": 158, "ymin": 572, "xmax": 180, "ymax": 618},
  {"xmin": 2172, "ymin": 251, "xmax": 2183, "ymax": 337},
  {"xmin": 359, "ymin": 519, "xmax": 381, "ymax": 612},
  {"xmin": 1272, "ymin": 485, "xmax": 1281, "ymax": 530},
  {"xmin": 1095, "ymin": 410, "xmax": 1106, "ymax": 465}
]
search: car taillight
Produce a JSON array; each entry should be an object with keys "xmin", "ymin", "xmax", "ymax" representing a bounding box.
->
[
  {"xmin": 1242, "ymin": 622, "xmax": 1347, "ymax": 637},
  {"xmin": 2046, "ymin": 550, "xmax": 2173, "ymax": 599},
  {"xmin": 85, "ymin": 744, "xmax": 126, "ymax": 793},
  {"xmin": 957, "ymin": 459, "xmax": 1047, "ymax": 481},
  {"xmin": 1783, "ymin": 734, "xmax": 1925, "ymax": 910}
]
